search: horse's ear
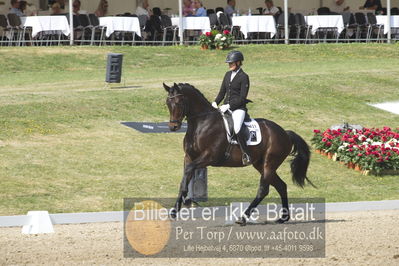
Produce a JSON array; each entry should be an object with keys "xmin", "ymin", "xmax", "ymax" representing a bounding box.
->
[
  {"xmin": 173, "ymin": 83, "xmax": 181, "ymax": 93},
  {"xmin": 163, "ymin": 83, "xmax": 170, "ymax": 92}
]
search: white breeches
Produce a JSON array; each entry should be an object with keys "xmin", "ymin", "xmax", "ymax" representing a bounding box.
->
[{"xmin": 232, "ymin": 109, "xmax": 245, "ymax": 134}]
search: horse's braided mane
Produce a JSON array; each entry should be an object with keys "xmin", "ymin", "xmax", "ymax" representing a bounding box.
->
[{"xmin": 178, "ymin": 83, "xmax": 211, "ymax": 105}]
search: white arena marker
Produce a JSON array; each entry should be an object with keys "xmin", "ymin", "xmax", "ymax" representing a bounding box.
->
[
  {"xmin": 370, "ymin": 101, "xmax": 399, "ymax": 115},
  {"xmin": 22, "ymin": 211, "xmax": 54, "ymax": 234}
]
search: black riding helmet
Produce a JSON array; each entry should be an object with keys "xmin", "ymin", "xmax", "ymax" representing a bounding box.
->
[{"xmin": 225, "ymin": 50, "xmax": 244, "ymax": 63}]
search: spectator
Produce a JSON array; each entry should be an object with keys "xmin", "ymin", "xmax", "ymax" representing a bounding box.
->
[
  {"xmin": 331, "ymin": 0, "xmax": 349, "ymax": 13},
  {"xmin": 183, "ymin": 0, "xmax": 194, "ymax": 16},
  {"xmin": 136, "ymin": 0, "xmax": 151, "ymax": 17},
  {"xmin": 72, "ymin": 0, "xmax": 80, "ymax": 15},
  {"xmin": 9, "ymin": 0, "xmax": 24, "ymax": 17},
  {"xmin": 51, "ymin": 2, "xmax": 62, "ymax": 15},
  {"xmin": 263, "ymin": 0, "xmax": 279, "ymax": 16},
  {"xmin": 18, "ymin": 0, "xmax": 27, "ymax": 15},
  {"xmin": 95, "ymin": 0, "xmax": 108, "ymax": 17},
  {"xmin": 194, "ymin": 0, "xmax": 206, "ymax": 17},
  {"xmin": 57, "ymin": 0, "xmax": 66, "ymax": 9},
  {"xmin": 360, "ymin": 0, "xmax": 382, "ymax": 11},
  {"xmin": 225, "ymin": 0, "xmax": 236, "ymax": 17}
]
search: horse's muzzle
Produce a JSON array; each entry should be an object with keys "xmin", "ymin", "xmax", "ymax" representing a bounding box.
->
[{"xmin": 169, "ymin": 121, "xmax": 181, "ymax": 131}]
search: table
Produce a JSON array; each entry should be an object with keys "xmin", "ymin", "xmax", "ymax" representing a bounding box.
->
[
  {"xmin": 20, "ymin": 16, "xmax": 70, "ymax": 37},
  {"xmin": 376, "ymin": 15, "xmax": 399, "ymax": 34},
  {"xmin": 232, "ymin": 15, "xmax": 276, "ymax": 39},
  {"xmin": 305, "ymin": 15, "xmax": 344, "ymax": 35},
  {"xmin": 99, "ymin": 16, "xmax": 141, "ymax": 37},
  {"xmin": 171, "ymin": 17, "xmax": 211, "ymax": 33}
]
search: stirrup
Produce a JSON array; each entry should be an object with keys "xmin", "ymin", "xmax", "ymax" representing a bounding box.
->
[{"xmin": 242, "ymin": 153, "xmax": 252, "ymax": 166}]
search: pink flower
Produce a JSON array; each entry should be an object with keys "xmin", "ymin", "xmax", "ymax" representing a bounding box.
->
[
  {"xmin": 223, "ymin": 30, "xmax": 230, "ymax": 35},
  {"xmin": 313, "ymin": 129, "xmax": 320, "ymax": 133},
  {"xmin": 205, "ymin": 32, "xmax": 211, "ymax": 37}
]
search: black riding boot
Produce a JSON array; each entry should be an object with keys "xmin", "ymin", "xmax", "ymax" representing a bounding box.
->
[{"xmin": 236, "ymin": 128, "xmax": 252, "ymax": 165}]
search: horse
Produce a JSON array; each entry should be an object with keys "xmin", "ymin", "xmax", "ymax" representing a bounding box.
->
[{"xmin": 163, "ymin": 82, "xmax": 314, "ymax": 225}]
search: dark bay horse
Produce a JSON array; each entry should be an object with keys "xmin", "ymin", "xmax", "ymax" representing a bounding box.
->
[{"xmin": 163, "ymin": 83, "xmax": 314, "ymax": 225}]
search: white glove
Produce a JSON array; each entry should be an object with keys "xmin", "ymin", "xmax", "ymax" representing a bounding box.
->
[
  {"xmin": 219, "ymin": 104, "xmax": 230, "ymax": 113},
  {"xmin": 211, "ymin": 102, "xmax": 218, "ymax": 109}
]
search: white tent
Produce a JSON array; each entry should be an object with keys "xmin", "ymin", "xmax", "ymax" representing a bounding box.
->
[{"xmin": 62, "ymin": 0, "xmax": 394, "ymax": 45}]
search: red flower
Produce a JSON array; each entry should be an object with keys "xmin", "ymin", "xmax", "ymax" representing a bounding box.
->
[
  {"xmin": 223, "ymin": 30, "xmax": 230, "ymax": 35},
  {"xmin": 313, "ymin": 129, "xmax": 320, "ymax": 133},
  {"xmin": 326, "ymin": 142, "xmax": 332, "ymax": 147},
  {"xmin": 205, "ymin": 32, "xmax": 211, "ymax": 37}
]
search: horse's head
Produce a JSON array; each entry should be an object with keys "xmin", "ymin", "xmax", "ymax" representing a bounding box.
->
[{"xmin": 163, "ymin": 83, "xmax": 186, "ymax": 131}]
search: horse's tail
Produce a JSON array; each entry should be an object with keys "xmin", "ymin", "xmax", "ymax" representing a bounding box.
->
[{"xmin": 286, "ymin": 130, "xmax": 316, "ymax": 188}]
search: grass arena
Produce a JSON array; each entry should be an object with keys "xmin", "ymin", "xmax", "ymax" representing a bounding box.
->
[{"xmin": 0, "ymin": 44, "xmax": 398, "ymax": 265}]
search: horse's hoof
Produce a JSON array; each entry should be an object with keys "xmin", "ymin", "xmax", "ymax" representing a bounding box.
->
[
  {"xmin": 182, "ymin": 198, "xmax": 192, "ymax": 207},
  {"xmin": 235, "ymin": 216, "xmax": 247, "ymax": 226},
  {"xmin": 169, "ymin": 209, "xmax": 177, "ymax": 219},
  {"xmin": 276, "ymin": 216, "xmax": 290, "ymax": 224}
]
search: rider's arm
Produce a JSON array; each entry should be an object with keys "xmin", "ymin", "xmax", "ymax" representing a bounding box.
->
[{"xmin": 215, "ymin": 73, "xmax": 228, "ymax": 105}]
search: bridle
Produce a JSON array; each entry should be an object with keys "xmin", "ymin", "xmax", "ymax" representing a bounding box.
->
[
  {"xmin": 168, "ymin": 94, "xmax": 186, "ymax": 125},
  {"xmin": 167, "ymin": 93, "xmax": 218, "ymax": 124}
]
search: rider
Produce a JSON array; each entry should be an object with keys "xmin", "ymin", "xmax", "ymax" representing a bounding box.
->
[{"xmin": 212, "ymin": 50, "xmax": 252, "ymax": 165}]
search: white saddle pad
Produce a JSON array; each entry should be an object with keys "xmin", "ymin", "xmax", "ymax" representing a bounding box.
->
[{"xmin": 222, "ymin": 117, "xmax": 262, "ymax": 146}]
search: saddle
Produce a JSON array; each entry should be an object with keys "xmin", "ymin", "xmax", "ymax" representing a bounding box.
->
[{"xmin": 222, "ymin": 111, "xmax": 262, "ymax": 146}]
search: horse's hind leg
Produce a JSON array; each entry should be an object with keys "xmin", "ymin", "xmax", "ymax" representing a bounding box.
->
[
  {"xmin": 270, "ymin": 173, "xmax": 290, "ymax": 223},
  {"xmin": 237, "ymin": 165, "xmax": 289, "ymax": 225},
  {"xmin": 236, "ymin": 162, "xmax": 270, "ymax": 226}
]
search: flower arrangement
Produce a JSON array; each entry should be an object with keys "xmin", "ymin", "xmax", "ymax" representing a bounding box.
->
[
  {"xmin": 214, "ymin": 30, "xmax": 234, "ymax": 49},
  {"xmin": 198, "ymin": 30, "xmax": 215, "ymax": 48},
  {"xmin": 311, "ymin": 126, "xmax": 399, "ymax": 175},
  {"xmin": 198, "ymin": 30, "xmax": 233, "ymax": 50}
]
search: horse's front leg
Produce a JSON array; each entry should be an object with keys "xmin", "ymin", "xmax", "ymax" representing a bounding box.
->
[
  {"xmin": 171, "ymin": 152, "xmax": 213, "ymax": 219},
  {"xmin": 170, "ymin": 155, "xmax": 194, "ymax": 218}
]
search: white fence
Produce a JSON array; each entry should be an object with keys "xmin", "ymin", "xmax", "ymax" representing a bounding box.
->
[{"xmin": 1, "ymin": 200, "xmax": 399, "ymax": 234}]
